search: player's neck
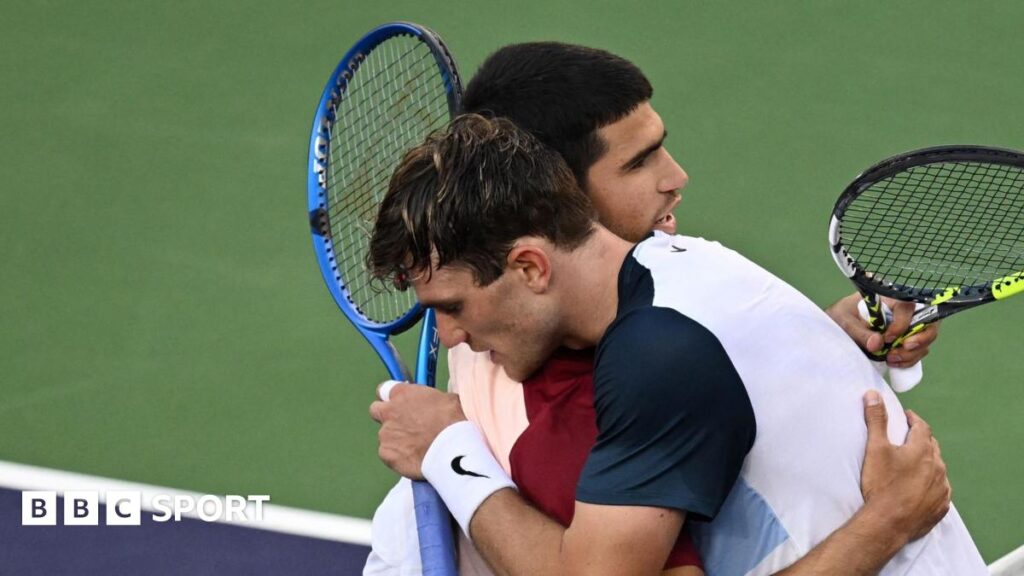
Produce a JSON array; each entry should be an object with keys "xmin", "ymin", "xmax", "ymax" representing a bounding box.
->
[{"xmin": 558, "ymin": 226, "xmax": 632, "ymax": 349}]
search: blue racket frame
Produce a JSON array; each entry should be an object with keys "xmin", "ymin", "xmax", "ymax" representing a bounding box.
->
[{"xmin": 306, "ymin": 21, "xmax": 461, "ymax": 575}]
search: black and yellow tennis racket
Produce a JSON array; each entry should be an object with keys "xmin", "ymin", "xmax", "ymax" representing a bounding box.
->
[{"xmin": 830, "ymin": 145, "xmax": 1024, "ymax": 390}]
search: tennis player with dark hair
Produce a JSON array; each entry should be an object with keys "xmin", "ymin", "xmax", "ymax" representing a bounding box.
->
[
  {"xmin": 364, "ymin": 42, "xmax": 955, "ymax": 575},
  {"xmin": 366, "ymin": 113, "xmax": 985, "ymax": 575},
  {"xmin": 462, "ymin": 42, "xmax": 937, "ymax": 357}
]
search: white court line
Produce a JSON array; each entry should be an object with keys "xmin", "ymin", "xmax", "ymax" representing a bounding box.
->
[
  {"xmin": 991, "ymin": 543, "xmax": 1024, "ymax": 576},
  {"xmin": 0, "ymin": 460, "xmax": 372, "ymax": 546}
]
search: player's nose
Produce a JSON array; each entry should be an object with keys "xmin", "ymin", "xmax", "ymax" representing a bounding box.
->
[
  {"xmin": 660, "ymin": 152, "xmax": 689, "ymax": 193},
  {"xmin": 436, "ymin": 313, "xmax": 468, "ymax": 348}
]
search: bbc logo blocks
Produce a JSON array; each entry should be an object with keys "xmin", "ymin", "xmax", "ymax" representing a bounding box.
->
[
  {"xmin": 22, "ymin": 491, "xmax": 142, "ymax": 526},
  {"xmin": 21, "ymin": 491, "xmax": 269, "ymax": 525},
  {"xmin": 63, "ymin": 490, "xmax": 99, "ymax": 525},
  {"xmin": 22, "ymin": 491, "xmax": 56, "ymax": 526}
]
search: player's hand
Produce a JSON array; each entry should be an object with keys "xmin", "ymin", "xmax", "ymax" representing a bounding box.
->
[
  {"xmin": 369, "ymin": 381, "xmax": 467, "ymax": 479},
  {"xmin": 825, "ymin": 292, "xmax": 941, "ymax": 368},
  {"xmin": 860, "ymin": 390, "xmax": 950, "ymax": 543}
]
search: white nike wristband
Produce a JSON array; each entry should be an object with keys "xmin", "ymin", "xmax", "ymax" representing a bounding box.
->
[{"xmin": 421, "ymin": 420, "xmax": 516, "ymax": 538}]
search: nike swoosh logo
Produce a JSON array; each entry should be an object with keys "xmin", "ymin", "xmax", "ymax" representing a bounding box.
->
[
  {"xmin": 671, "ymin": 245, "xmax": 687, "ymax": 252},
  {"xmin": 451, "ymin": 456, "xmax": 489, "ymax": 478}
]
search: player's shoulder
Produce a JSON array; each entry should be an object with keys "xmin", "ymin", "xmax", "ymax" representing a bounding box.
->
[
  {"xmin": 592, "ymin": 306, "xmax": 755, "ymax": 459},
  {"xmin": 598, "ymin": 306, "xmax": 732, "ymax": 377},
  {"xmin": 633, "ymin": 232, "xmax": 729, "ymax": 259},
  {"xmin": 597, "ymin": 308, "xmax": 750, "ymax": 418},
  {"xmin": 603, "ymin": 304, "xmax": 706, "ymax": 342},
  {"xmin": 632, "ymin": 233, "xmax": 750, "ymax": 279}
]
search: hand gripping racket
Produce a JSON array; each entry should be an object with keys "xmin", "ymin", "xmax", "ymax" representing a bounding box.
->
[
  {"xmin": 830, "ymin": 145, "xmax": 1024, "ymax": 391},
  {"xmin": 306, "ymin": 22, "xmax": 462, "ymax": 574}
]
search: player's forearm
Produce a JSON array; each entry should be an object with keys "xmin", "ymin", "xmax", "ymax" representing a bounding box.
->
[
  {"xmin": 469, "ymin": 489, "xmax": 571, "ymax": 576},
  {"xmin": 470, "ymin": 490, "xmax": 681, "ymax": 576},
  {"xmin": 418, "ymin": 422, "xmax": 679, "ymax": 575},
  {"xmin": 774, "ymin": 504, "xmax": 906, "ymax": 576}
]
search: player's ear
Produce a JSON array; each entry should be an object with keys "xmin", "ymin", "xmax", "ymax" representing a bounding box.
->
[{"xmin": 506, "ymin": 241, "xmax": 551, "ymax": 293}]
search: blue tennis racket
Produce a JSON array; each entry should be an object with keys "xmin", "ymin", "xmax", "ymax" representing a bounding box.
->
[{"xmin": 307, "ymin": 22, "xmax": 462, "ymax": 575}]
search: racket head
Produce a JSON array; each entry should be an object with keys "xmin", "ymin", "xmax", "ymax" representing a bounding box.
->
[
  {"xmin": 307, "ymin": 22, "xmax": 463, "ymax": 339},
  {"xmin": 830, "ymin": 145, "xmax": 1024, "ymax": 307}
]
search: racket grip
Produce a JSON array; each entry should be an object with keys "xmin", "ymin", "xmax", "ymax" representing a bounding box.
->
[
  {"xmin": 412, "ymin": 479, "xmax": 458, "ymax": 575},
  {"xmin": 856, "ymin": 299, "xmax": 924, "ymax": 393}
]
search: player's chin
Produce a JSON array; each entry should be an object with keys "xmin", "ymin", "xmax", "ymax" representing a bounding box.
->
[
  {"xmin": 493, "ymin": 352, "xmax": 542, "ymax": 381},
  {"xmin": 488, "ymin": 350, "xmax": 516, "ymax": 374}
]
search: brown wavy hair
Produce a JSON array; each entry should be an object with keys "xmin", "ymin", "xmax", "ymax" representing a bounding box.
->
[{"xmin": 369, "ymin": 114, "xmax": 596, "ymax": 287}]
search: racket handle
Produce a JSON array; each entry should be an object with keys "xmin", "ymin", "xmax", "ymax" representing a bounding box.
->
[
  {"xmin": 412, "ymin": 479, "xmax": 458, "ymax": 575},
  {"xmin": 411, "ymin": 309, "xmax": 457, "ymax": 574},
  {"xmin": 856, "ymin": 299, "xmax": 924, "ymax": 393}
]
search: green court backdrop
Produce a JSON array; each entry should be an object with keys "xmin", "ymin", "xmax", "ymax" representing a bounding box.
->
[{"xmin": 1, "ymin": 0, "xmax": 1021, "ymax": 563}]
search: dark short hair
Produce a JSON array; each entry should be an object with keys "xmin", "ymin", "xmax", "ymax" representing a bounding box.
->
[
  {"xmin": 462, "ymin": 42, "xmax": 653, "ymax": 184},
  {"xmin": 369, "ymin": 114, "xmax": 596, "ymax": 287}
]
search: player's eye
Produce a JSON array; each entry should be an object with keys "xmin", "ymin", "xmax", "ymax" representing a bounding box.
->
[
  {"xmin": 628, "ymin": 149, "xmax": 658, "ymax": 171},
  {"xmin": 436, "ymin": 302, "xmax": 462, "ymax": 316}
]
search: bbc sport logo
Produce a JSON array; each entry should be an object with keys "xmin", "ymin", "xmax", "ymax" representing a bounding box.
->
[{"xmin": 22, "ymin": 490, "xmax": 270, "ymax": 526}]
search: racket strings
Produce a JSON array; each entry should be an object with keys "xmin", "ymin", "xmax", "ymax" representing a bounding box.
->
[
  {"xmin": 323, "ymin": 36, "xmax": 451, "ymax": 323},
  {"xmin": 330, "ymin": 43, "xmax": 436, "ymax": 211},
  {"xmin": 332, "ymin": 47, "xmax": 431, "ymax": 321},
  {"xmin": 879, "ymin": 165, "xmax": 1021, "ymax": 288},
  {"xmin": 333, "ymin": 44, "xmax": 449, "ymax": 299},
  {"xmin": 336, "ymin": 59, "xmax": 442, "ymax": 178},
  {"xmin": 841, "ymin": 161, "xmax": 1024, "ymax": 297},
  {"xmin": 330, "ymin": 65, "xmax": 445, "ymax": 227}
]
